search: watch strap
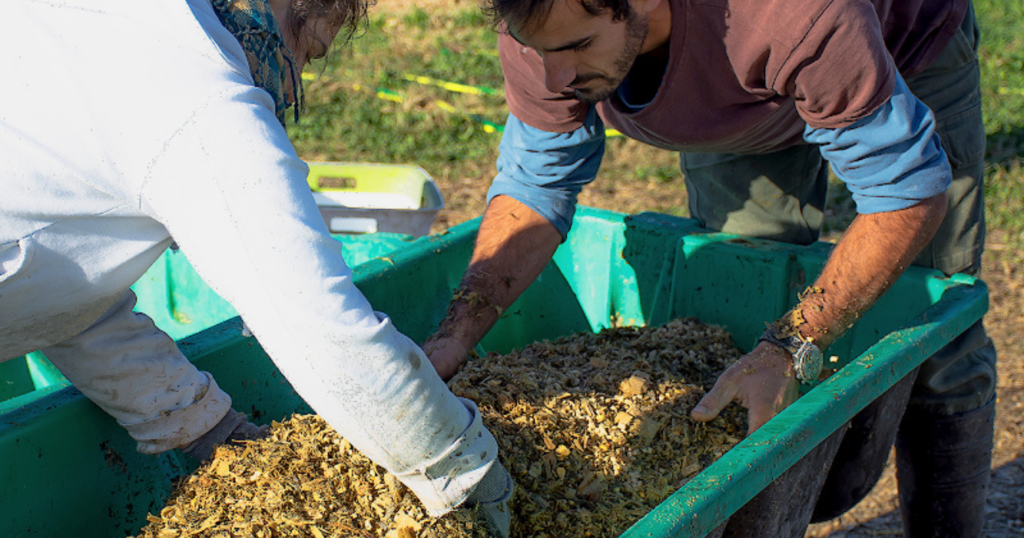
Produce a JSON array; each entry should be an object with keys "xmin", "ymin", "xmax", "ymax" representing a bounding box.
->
[
  {"xmin": 758, "ymin": 325, "xmax": 802, "ymax": 356},
  {"xmin": 758, "ymin": 325, "xmax": 822, "ymax": 383}
]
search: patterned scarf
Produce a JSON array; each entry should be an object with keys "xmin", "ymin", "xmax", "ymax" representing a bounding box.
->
[{"xmin": 210, "ymin": 0, "xmax": 303, "ymax": 125}]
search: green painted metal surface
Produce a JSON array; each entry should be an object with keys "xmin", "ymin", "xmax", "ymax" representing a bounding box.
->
[
  {"xmin": 0, "ymin": 207, "xmax": 987, "ymax": 538},
  {"xmin": 0, "ymin": 352, "xmax": 69, "ymax": 415}
]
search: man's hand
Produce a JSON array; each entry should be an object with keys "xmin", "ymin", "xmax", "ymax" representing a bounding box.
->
[
  {"xmin": 423, "ymin": 335, "xmax": 471, "ymax": 382},
  {"xmin": 181, "ymin": 409, "xmax": 270, "ymax": 461},
  {"xmin": 462, "ymin": 461, "xmax": 514, "ymax": 538},
  {"xmin": 690, "ymin": 341, "xmax": 801, "ymax": 435}
]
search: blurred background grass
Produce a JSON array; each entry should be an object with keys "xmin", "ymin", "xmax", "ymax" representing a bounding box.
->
[{"xmin": 288, "ymin": 0, "xmax": 1024, "ymax": 257}]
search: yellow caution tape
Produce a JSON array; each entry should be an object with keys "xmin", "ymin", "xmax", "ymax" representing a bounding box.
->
[
  {"xmin": 401, "ymin": 74, "xmax": 501, "ymax": 96},
  {"xmin": 435, "ymin": 101, "xmax": 458, "ymax": 113}
]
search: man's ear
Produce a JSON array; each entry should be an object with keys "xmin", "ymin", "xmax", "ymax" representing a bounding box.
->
[{"xmin": 630, "ymin": 0, "xmax": 662, "ymax": 16}]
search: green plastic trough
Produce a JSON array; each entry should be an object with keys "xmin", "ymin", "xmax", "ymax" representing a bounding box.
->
[{"xmin": 0, "ymin": 207, "xmax": 987, "ymax": 537}]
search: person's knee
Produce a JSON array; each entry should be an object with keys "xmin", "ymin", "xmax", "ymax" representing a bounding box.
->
[{"xmin": 910, "ymin": 322, "xmax": 997, "ymax": 416}]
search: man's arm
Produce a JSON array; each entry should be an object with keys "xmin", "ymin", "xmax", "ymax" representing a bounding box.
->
[
  {"xmin": 425, "ymin": 196, "xmax": 562, "ymax": 379},
  {"xmin": 691, "ymin": 193, "xmax": 947, "ymax": 432},
  {"xmin": 424, "ymin": 111, "xmax": 606, "ymax": 379},
  {"xmin": 692, "ymin": 73, "xmax": 953, "ymax": 433},
  {"xmin": 142, "ymin": 93, "xmax": 504, "ymax": 516}
]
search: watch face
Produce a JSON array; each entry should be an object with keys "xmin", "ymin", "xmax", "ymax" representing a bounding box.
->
[{"xmin": 794, "ymin": 343, "xmax": 824, "ymax": 382}]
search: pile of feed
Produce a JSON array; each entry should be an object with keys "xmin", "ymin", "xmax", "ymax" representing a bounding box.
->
[
  {"xmin": 137, "ymin": 414, "xmax": 490, "ymax": 538},
  {"xmin": 454, "ymin": 318, "xmax": 747, "ymax": 536},
  {"xmin": 136, "ymin": 318, "xmax": 747, "ymax": 538}
]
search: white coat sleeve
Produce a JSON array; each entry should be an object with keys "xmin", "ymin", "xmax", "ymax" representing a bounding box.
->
[{"xmin": 138, "ymin": 86, "xmax": 497, "ymax": 515}]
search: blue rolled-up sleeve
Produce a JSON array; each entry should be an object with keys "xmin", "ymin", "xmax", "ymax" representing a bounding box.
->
[
  {"xmin": 804, "ymin": 73, "xmax": 951, "ymax": 214},
  {"xmin": 487, "ymin": 108, "xmax": 606, "ymax": 239}
]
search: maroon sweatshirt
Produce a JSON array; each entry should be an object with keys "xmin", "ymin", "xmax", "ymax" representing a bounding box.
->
[{"xmin": 500, "ymin": 0, "xmax": 967, "ymax": 154}]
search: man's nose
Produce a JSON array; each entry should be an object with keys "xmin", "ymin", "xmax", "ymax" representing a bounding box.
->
[{"xmin": 542, "ymin": 53, "xmax": 576, "ymax": 93}]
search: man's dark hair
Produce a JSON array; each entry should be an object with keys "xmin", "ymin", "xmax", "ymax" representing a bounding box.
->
[{"xmin": 486, "ymin": 0, "xmax": 632, "ymax": 34}]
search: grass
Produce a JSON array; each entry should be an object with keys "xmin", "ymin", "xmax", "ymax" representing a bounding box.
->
[
  {"xmin": 977, "ymin": 0, "xmax": 1024, "ymax": 256},
  {"xmin": 291, "ymin": 10, "xmax": 503, "ymax": 164},
  {"xmin": 289, "ymin": 0, "xmax": 1024, "ymax": 256}
]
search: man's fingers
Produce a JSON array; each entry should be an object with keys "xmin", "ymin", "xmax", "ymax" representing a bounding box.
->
[
  {"xmin": 746, "ymin": 383, "xmax": 800, "ymax": 434},
  {"xmin": 690, "ymin": 345, "xmax": 800, "ymax": 431},
  {"xmin": 690, "ymin": 379, "xmax": 738, "ymax": 421}
]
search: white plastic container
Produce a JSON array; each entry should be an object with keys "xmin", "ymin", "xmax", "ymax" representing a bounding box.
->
[{"xmin": 306, "ymin": 162, "xmax": 445, "ymax": 237}]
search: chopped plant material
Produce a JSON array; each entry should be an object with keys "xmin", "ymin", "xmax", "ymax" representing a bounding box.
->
[
  {"xmin": 452, "ymin": 318, "xmax": 747, "ymax": 537},
  {"xmin": 136, "ymin": 318, "xmax": 747, "ymax": 538},
  {"xmin": 135, "ymin": 415, "xmax": 490, "ymax": 538}
]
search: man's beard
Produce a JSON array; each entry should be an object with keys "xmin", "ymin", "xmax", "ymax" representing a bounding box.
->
[{"xmin": 572, "ymin": 11, "xmax": 649, "ymax": 104}]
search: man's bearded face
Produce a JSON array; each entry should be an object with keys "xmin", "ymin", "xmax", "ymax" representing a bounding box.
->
[{"xmin": 510, "ymin": 0, "xmax": 652, "ymax": 104}]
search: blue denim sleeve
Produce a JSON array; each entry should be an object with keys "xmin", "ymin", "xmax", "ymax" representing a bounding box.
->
[
  {"xmin": 803, "ymin": 73, "xmax": 951, "ymax": 214},
  {"xmin": 487, "ymin": 108, "xmax": 606, "ymax": 240}
]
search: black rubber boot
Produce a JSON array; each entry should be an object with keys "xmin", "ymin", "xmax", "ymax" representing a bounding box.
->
[{"xmin": 895, "ymin": 396, "xmax": 996, "ymax": 538}]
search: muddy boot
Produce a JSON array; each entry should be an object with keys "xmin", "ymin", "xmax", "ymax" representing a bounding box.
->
[{"xmin": 895, "ymin": 396, "xmax": 995, "ymax": 538}]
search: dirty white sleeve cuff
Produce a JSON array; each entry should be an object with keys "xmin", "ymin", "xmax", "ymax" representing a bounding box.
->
[
  {"xmin": 123, "ymin": 372, "xmax": 233, "ymax": 454},
  {"xmin": 394, "ymin": 398, "xmax": 500, "ymax": 516}
]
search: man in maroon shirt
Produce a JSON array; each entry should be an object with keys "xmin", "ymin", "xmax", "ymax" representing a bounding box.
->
[{"xmin": 424, "ymin": 0, "xmax": 994, "ymax": 535}]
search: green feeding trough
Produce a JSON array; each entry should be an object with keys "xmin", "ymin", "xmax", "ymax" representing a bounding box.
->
[{"xmin": 0, "ymin": 207, "xmax": 988, "ymax": 537}]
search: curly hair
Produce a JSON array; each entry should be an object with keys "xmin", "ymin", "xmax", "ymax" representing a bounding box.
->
[
  {"xmin": 485, "ymin": 0, "xmax": 631, "ymax": 33},
  {"xmin": 286, "ymin": 0, "xmax": 375, "ymax": 44}
]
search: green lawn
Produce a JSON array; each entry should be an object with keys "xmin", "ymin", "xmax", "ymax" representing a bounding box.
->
[
  {"xmin": 289, "ymin": 7, "xmax": 507, "ymax": 177},
  {"xmin": 977, "ymin": 0, "xmax": 1024, "ymax": 257},
  {"xmin": 289, "ymin": 0, "xmax": 1024, "ymax": 256}
]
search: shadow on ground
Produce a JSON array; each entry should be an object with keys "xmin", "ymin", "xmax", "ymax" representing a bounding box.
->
[{"xmin": 986, "ymin": 128, "xmax": 1024, "ymax": 165}]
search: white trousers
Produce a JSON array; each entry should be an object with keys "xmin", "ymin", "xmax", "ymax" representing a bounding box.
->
[{"xmin": 40, "ymin": 290, "xmax": 233, "ymax": 454}]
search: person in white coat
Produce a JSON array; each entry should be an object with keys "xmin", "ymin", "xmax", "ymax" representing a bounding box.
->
[{"xmin": 0, "ymin": 0, "xmax": 511, "ymax": 534}]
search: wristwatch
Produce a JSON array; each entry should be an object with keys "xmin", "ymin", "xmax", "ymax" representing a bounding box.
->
[{"xmin": 758, "ymin": 326, "xmax": 824, "ymax": 383}]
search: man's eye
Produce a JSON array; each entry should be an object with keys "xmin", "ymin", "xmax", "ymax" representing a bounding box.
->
[{"xmin": 573, "ymin": 40, "xmax": 592, "ymax": 52}]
